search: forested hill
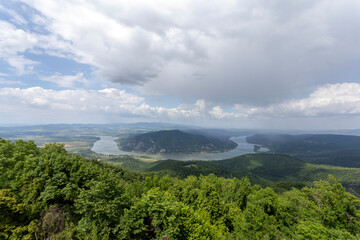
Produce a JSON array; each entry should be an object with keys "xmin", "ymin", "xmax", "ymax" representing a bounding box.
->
[
  {"xmin": 118, "ymin": 129, "xmax": 238, "ymax": 153},
  {"xmin": 246, "ymin": 133, "xmax": 360, "ymax": 167},
  {"xmin": 1, "ymin": 138, "xmax": 360, "ymax": 239},
  {"xmin": 106, "ymin": 154, "xmax": 360, "ymax": 195}
]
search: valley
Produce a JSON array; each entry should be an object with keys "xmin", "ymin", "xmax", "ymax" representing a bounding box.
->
[{"xmin": 1, "ymin": 123, "xmax": 360, "ymax": 238}]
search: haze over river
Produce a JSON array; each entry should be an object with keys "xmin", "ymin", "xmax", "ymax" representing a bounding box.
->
[{"xmin": 91, "ymin": 135, "xmax": 268, "ymax": 160}]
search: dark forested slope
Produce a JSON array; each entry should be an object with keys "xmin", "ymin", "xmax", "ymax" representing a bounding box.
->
[
  {"xmin": 247, "ymin": 133, "xmax": 360, "ymax": 167},
  {"xmin": 246, "ymin": 134, "xmax": 360, "ymax": 157}
]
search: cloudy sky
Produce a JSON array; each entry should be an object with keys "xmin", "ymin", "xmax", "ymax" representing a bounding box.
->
[{"xmin": 1, "ymin": 0, "xmax": 360, "ymax": 129}]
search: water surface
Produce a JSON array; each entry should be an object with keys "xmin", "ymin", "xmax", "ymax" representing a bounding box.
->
[{"xmin": 91, "ymin": 136, "xmax": 126, "ymax": 155}]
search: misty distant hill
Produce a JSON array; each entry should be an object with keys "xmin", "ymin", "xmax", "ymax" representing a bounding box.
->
[
  {"xmin": 246, "ymin": 134, "xmax": 360, "ymax": 167},
  {"xmin": 118, "ymin": 130, "xmax": 238, "ymax": 154}
]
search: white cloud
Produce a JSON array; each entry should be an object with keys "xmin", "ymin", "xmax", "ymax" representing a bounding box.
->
[
  {"xmin": 0, "ymin": 87, "xmax": 144, "ymax": 113},
  {"xmin": 0, "ymin": 21, "xmax": 39, "ymax": 74},
  {"xmin": 236, "ymin": 83, "xmax": 360, "ymax": 118},
  {"xmin": 1, "ymin": 83, "xmax": 360, "ymax": 127},
  {"xmin": 0, "ymin": 85, "xmax": 246, "ymax": 125},
  {"xmin": 0, "ymin": 19, "xmax": 74, "ymax": 75},
  {"xmin": 209, "ymin": 106, "xmax": 240, "ymax": 119},
  {"xmin": 39, "ymin": 73, "xmax": 88, "ymax": 88},
  {"xmin": 0, "ymin": 87, "xmax": 224, "ymax": 122},
  {"xmin": 0, "ymin": 0, "xmax": 360, "ymax": 119}
]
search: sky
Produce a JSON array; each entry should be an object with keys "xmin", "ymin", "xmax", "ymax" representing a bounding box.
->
[{"xmin": 1, "ymin": 0, "xmax": 360, "ymax": 129}]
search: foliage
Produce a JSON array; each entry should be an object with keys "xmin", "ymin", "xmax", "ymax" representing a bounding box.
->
[{"xmin": 1, "ymin": 138, "xmax": 360, "ymax": 239}]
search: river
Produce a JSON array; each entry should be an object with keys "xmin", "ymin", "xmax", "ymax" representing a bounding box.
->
[
  {"xmin": 91, "ymin": 135, "xmax": 268, "ymax": 160},
  {"xmin": 91, "ymin": 136, "xmax": 126, "ymax": 155}
]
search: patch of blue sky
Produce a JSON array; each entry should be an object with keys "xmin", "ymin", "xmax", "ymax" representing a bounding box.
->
[
  {"xmin": 0, "ymin": 72, "xmax": 48, "ymax": 89},
  {"xmin": 20, "ymin": 52, "xmax": 147, "ymax": 91},
  {"xmin": 326, "ymin": 57, "xmax": 360, "ymax": 84},
  {"xmin": 295, "ymin": 56, "xmax": 360, "ymax": 100},
  {"xmin": 0, "ymin": 2, "xmax": 25, "ymax": 22},
  {"xmin": 0, "ymin": 65, "xmax": 29, "ymax": 88},
  {"xmin": 0, "ymin": 1, "xmax": 50, "ymax": 35},
  {"xmin": 0, "ymin": 54, "xmax": 94, "ymax": 90},
  {"xmin": 25, "ymin": 52, "xmax": 92, "ymax": 77},
  {"xmin": 0, "ymin": 60, "xmax": 12, "ymax": 76},
  {"xmin": 22, "ymin": 77, "xmax": 58, "ymax": 89}
]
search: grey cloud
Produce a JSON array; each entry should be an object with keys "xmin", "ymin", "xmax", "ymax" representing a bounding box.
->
[{"xmin": 15, "ymin": 0, "xmax": 360, "ymax": 106}]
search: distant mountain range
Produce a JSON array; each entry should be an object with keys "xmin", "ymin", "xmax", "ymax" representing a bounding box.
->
[{"xmin": 118, "ymin": 129, "xmax": 238, "ymax": 154}]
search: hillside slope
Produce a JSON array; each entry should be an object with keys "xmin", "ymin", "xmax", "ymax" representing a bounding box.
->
[
  {"xmin": 106, "ymin": 153, "xmax": 360, "ymax": 196},
  {"xmin": 246, "ymin": 134, "xmax": 360, "ymax": 167},
  {"xmin": 246, "ymin": 134, "xmax": 360, "ymax": 158}
]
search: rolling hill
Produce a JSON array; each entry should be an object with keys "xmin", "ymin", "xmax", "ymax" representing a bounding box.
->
[
  {"xmin": 105, "ymin": 153, "xmax": 360, "ymax": 196},
  {"xmin": 246, "ymin": 133, "xmax": 360, "ymax": 167}
]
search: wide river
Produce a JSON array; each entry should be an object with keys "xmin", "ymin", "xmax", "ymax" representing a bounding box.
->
[{"xmin": 91, "ymin": 135, "xmax": 268, "ymax": 160}]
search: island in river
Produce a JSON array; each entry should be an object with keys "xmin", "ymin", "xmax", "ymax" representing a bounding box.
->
[{"xmin": 117, "ymin": 130, "xmax": 238, "ymax": 154}]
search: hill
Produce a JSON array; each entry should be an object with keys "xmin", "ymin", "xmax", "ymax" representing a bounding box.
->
[
  {"xmin": 118, "ymin": 129, "xmax": 238, "ymax": 153},
  {"xmin": 105, "ymin": 154, "xmax": 360, "ymax": 196},
  {"xmin": 246, "ymin": 133, "xmax": 360, "ymax": 167}
]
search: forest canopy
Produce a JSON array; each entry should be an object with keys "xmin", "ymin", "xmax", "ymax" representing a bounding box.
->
[{"xmin": 1, "ymin": 138, "xmax": 360, "ymax": 239}]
